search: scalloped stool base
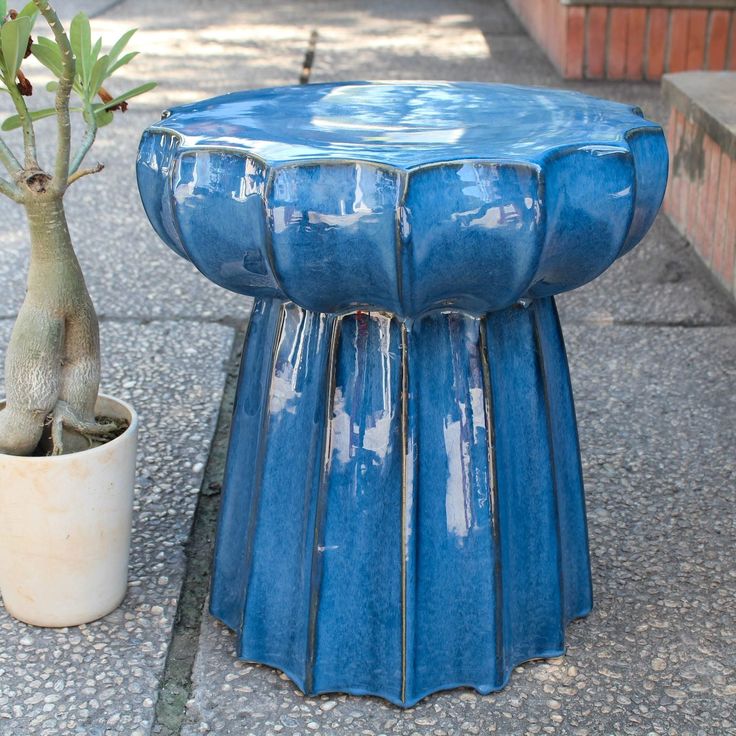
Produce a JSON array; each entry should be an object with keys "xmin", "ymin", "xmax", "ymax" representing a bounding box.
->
[{"xmin": 210, "ymin": 296, "xmax": 593, "ymax": 708}]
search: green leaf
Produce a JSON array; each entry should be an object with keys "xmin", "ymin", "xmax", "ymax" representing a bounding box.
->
[
  {"xmin": 0, "ymin": 15, "xmax": 32, "ymax": 80},
  {"xmin": 94, "ymin": 107, "xmax": 113, "ymax": 127},
  {"xmin": 88, "ymin": 53, "xmax": 108, "ymax": 96},
  {"xmin": 91, "ymin": 36, "xmax": 101, "ymax": 65},
  {"xmin": 46, "ymin": 79, "xmax": 58, "ymax": 92},
  {"xmin": 18, "ymin": 1, "xmax": 39, "ymax": 26},
  {"xmin": 70, "ymin": 12, "xmax": 91, "ymax": 84},
  {"xmin": 0, "ymin": 1, "xmax": 6, "ymax": 24},
  {"xmin": 96, "ymin": 80, "xmax": 155, "ymax": 111},
  {"xmin": 2, "ymin": 103, "xmax": 84, "ymax": 129},
  {"xmin": 106, "ymin": 50, "xmax": 137, "ymax": 77},
  {"xmin": 2, "ymin": 106, "xmax": 56, "ymax": 130},
  {"xmin": 106, "ymin": 28, "xmax": 136, "ymax": 69},
  {"xmin": 31, "ymin": 37, "xmax": 63, "ymax": 77}
]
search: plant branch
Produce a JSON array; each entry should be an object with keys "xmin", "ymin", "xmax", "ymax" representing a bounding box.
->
[
  {"xmin": 4, "ymin": 82, "xmax": 37, "ymax": 169},
  {"xmin": 69, "ymin": 101, "xmax": 97, "ymax": 175},
  {"xmin": 33, "ymin": 0, "xmax": 75, "ymax": 194},
  {"xmin": 67, "ymin": 161, "xmax": 103, "ymax": 185},
  {"xmin": 0, "ymin": 134, "xmax": 22, "ymax": 177},
  {"xmin": 0, "ymin": 175, "xmax": 23, "ymax": 201}
]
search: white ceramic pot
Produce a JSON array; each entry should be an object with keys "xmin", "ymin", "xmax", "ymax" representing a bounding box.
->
[{"xmin": 0, "ymin": 394, "xmax": 138, "ymax": 627}]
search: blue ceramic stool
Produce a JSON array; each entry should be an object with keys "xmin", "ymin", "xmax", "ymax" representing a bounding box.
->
[{"xmin": 137, "ymin": 82, "xmax": 667, "ymax": 707}]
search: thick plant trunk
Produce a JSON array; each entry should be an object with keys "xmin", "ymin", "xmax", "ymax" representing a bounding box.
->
[{"xmin": 0, "ymin": 195, "xmax": 101, "ymax": 455}]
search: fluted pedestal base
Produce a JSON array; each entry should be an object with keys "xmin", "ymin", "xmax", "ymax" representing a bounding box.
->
[{"xmin": 210, "ymin": 296, "xmax": 592, "ymax": 707}]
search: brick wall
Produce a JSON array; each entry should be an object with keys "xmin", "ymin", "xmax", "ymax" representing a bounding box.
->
[
  {"xmin": 507, "ymin": 0, "xmax": 736, "ymax": 80},
  {"xmin": 663, "ymin": 73, "xmax": 736, "ymax": 299}
]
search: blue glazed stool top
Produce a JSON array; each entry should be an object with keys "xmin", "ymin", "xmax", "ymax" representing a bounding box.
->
[
  {"xmin": 137, "ymin": 81, "xmax": 668, "ymax": 317},
  {"xmin": 149, "ymin": 81, "xmax": 656, "ymax": 168}
]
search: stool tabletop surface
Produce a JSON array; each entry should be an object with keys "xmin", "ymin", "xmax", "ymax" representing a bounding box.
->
[
  {"xmin": 138, "ymin": 81, "xmax": 668, "ymax": 316},
  {"xmin": 152, "ymin": 81, "xmax": 657, "ymax": 169}
]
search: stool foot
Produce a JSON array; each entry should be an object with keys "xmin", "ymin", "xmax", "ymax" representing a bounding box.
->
[{"xmin": 210, "ymin": 296, "xmax": 592, "ymax": 707}]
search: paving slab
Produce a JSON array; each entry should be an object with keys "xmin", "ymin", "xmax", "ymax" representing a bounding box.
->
[
  {"xmin": 181, "ymin": 322, "xmax": 736, "ymax": 736},
  {"xmin": 0, "ymin": 318, "xmax": 233, "ymax": 736}
]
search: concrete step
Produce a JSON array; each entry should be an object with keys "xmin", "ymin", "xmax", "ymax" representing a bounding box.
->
[{"xmin": 664, "ymin": 70, "xmax": 736, "ymax": 300}]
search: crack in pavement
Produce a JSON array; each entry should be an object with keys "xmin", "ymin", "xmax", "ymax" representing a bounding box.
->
[{"xmin": 151, "ymin": 327, "xmax": 246, "ymax": 736}]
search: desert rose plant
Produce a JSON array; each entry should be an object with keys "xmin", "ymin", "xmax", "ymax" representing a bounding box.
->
[{"xmin": 0, "ymin": 0, "xmax": 154, "ymax": 455}]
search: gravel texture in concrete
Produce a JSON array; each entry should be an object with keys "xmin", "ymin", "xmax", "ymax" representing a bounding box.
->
[
  {"xmin": 180, "ymin": 324, "xmax": 736, "ymax": 736},
  {"xmin": 1, "ymin": 0, "xmax": 735, "ymax": 734},
  {"xmin": 0, "ymin": 319, "xmax": 233, "ymax": 736}
]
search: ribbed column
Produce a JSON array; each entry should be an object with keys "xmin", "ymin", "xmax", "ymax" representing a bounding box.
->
[{"xmin": 210, "ymin": 296, "xmax": 592, "ymax": 707}]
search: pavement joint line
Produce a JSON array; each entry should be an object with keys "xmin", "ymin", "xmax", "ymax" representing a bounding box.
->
[
  {"xmin": 150, "ymin": 323, "xmax": 246, "ymax": 736},
  {"xmin": 299, "ymin": 29, "xmax": 319, "ymax": 85}
]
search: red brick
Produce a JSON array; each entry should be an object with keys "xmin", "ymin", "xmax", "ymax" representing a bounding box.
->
[
  {"xmin": 712, "ymin": 152, "xmax": 731, "ymax": 278},
  {"xmin": 689, "ymin": 131, "xmax": 703, "ymax": 250},
  {"xmin": 706, "ymin": 10, "xmax": 730, "ymax": 69},
  {"xmin": 565, "ymin": 6, "xmax": 585, "ymax": 78},
  {"xmin": 555, "ymin": 1, "xmax": 568, "ymax": 75},
  {"xmin": 545, "ymin": 0, "xmax": 554, "ymax": 56},
  {"xmin": 545, "ymin": 0, "xmax": 554, "ymax": 65},
  {"xmin": 536, "ymin": 0, "xmax": 546, "ymax": 54},
  {"xmin": 537, "ymin": 0, "xmax": 546, "ymax": 33},
  {"xmin": 677, "ymin": 117, "xmax": 691, "ymax": 229},
  {"xmin": 585, "ymin": 7, "xmax": 607, "ymax": 79},
  {"xmin": 700, "ymin": 137, "xmax": 717, "ymax": 258},
  {"xmin": 531, "ymin": 0, "xmax": 541, "ymax": 41},
  {"xmin": 625, "ymin": 9, "xmax": 647, "ymax": 79},
  {"xmin": 693, "ymin": 135, "xmax": 712, "ymax": 257},
  {"xmin": 669, "ymin": 9, "xmax": 689, "ymax": 73},
  {"xmin": 686, "ymin": 123, "xmax": 704, "ymax": 240},
  {"xmin": 703, "ymin": 136, "xmax": 722, "ymax": 261},
  {"xmin": 646, "ymin": 8, "xmax": 668, "ymax": 80},
  {"xmin": 608, "ymin": 8, "xmax": 628, "ymax": 79},
  {"xmin": 664, "ymin": 110, "xmax": 683, "ymax": 216},
  {"xmin": 730, "ymin": 12, "xmax": 736, "ymax": 69},
  {"xmin": 540, "ymin": 0, "xmax": 552, "ymax": 65},
  {"xmin": 694, "ymin": 133, "xmax": 709, "ymax": 251},
  {"xmin": 725, "ymin": 162, "xmax": 736, "ymax": 290},
  {"xmin": 685, "ymin": 9, "xmax": 708, "ymax": 70}
]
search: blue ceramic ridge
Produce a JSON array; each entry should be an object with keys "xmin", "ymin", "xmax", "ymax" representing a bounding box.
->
[
  {"xmin": 137, "ymin": 81, "xmax": 668, "ymax": 319},
  {"xmin": 209, "ymin": 298, "xmax": 593, "ymax": 708}
]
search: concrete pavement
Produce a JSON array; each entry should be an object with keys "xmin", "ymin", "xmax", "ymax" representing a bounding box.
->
[{"xmin": 0, "ymin": 1, "xmax": 734, "ymax": 734}]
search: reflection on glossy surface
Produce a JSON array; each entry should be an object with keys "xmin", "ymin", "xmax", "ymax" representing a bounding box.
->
[
  {"xmin": 137, "ymin": 82, "xmax": 669, "ymax": 707},
  {"xmin": 137, "ymin": 82, "xmax": 668, "ymax": 317},
  {"xmin": 210, "ymin": 297, "xmax": 592, "ymax": 707},
  {"xmin": 147, "ymin": 81, "xmax": 655, "ymax": 168}
]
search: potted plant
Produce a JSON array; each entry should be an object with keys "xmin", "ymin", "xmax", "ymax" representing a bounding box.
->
[{"xmin": 0, "ymin": 0, "xmax": 154, "ymax": 627}]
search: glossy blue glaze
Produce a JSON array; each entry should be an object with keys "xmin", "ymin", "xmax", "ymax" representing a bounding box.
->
[
  {"xmin": 137, "ymin": 81, "xmax": 667, "ymax": 318},
  {"xmin": 136, "ymin": 82, "xmax": 668, "ymax": 707},
  {"xmin": 211, "ymin": 298, "xmax": 591, "ymax": 706}
]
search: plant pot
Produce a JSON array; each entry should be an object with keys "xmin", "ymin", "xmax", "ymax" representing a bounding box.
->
[{"xmin": 0, "ymin": 394, "xmax": 138, "ymax": 627}]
